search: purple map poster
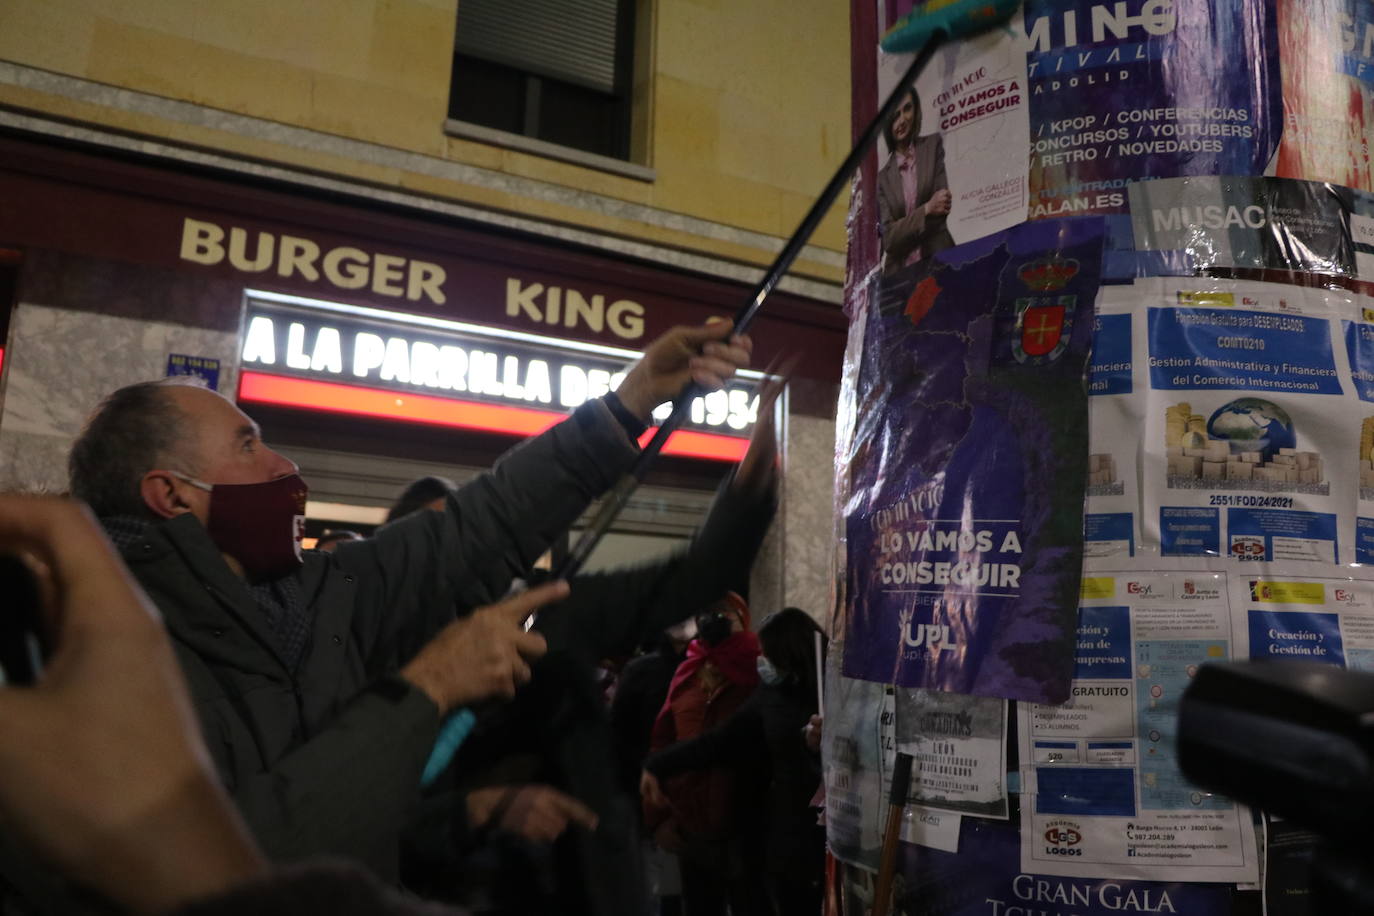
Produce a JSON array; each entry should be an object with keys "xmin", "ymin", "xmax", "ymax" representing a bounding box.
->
[{"xmin": 842, "ymin": 217, "xmax": 1105, "ymax": 704}]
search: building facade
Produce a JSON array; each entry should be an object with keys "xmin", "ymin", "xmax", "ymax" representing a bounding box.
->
[{"xmin": 0, "ymin": 0, "xmax": 851, "ymax": 616}]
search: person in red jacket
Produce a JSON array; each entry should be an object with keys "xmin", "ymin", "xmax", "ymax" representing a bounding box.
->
[{"xmin": 643, "ymin": 592, "xmax": 767, "ymax": 916}]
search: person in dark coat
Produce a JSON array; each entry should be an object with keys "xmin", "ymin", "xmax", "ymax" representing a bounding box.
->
[
  {"xmin": 643, "ymin": 608, "xmax": 827, "ymax": 916},
  {"xmin": 400, "ymin": 396, "xmax": 779, "ymax": 916},
  {"xmin": 0, "ymin": 495, "xmax": 473, "ymax": 916},
  {"xmin": 610, "ymin": 619, "xmax": 696, "ymax": 799},
  {"xmin": 315, "ymin": 529, "xmax": 363, "ymax": 552},
  {"xmin": 644, "ymin": 593, "xmax": 768, "ymax": 916},
  {"xmin": 385, "ymin": 476, "xmax": 456, "ymax": 523}
]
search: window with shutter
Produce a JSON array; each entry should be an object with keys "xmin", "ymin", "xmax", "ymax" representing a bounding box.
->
[{"xmin": 449, "ymin": 0, "xmax": 638, "ymax": 163}]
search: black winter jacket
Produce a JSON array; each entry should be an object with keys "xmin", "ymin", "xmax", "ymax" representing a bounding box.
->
[
  {"xmin": 124, "ymin": 400, "xmax": 638, "ymax": 877},
  {"xmin": 645, "ymin": 682, "xmax": 822, "ymax": 876}
]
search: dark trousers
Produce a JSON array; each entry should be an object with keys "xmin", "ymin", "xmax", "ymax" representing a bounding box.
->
[
  {"xmin": 679, "ymin": 855, "xmax": 767, "ymax": 916},
  {"xmin": 765, "ymin": 867, "xmax": 822, "ymax": 916},
  {"xmin": 763, "ymin": 822, "xmax": 825, "ymax": 916}
]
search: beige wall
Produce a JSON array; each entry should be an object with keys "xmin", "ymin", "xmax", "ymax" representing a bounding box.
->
[{"xmin": 0, "ymin": 0, "xmax": 850, "ymax": 282}]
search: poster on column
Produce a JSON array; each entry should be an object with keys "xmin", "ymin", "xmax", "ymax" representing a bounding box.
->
[
  {"xmin": 894, "ymin": 688, "xmax": 1009, "ymax": 818},
  {"xmin": 863, "ymin": 0, "xmax": 1292, "ymax": 303},
  {"xmin": 1021, "ymin": 0, "xmax": 1281, "ymax": 220},
  {"xmin": 1128, "ymin": 175, "xmax": 1356, "ymax": 277},
  {"xmin": 881, "ymin": 687, "xmax": 970, "ymax": 852},
  {"xmin": 1351, "ymin": 189, "xmax": 1374, "ymax": 280},
  {"xmin": 872, "ymin": 1, "xmax": 1284, "ymax": 236},
  {"xmin": 1018, "ymin": 572, "xmax": 1259, "ymax": 882},
  {"xmin": 823, "ymin": 647, "xmax": 887, "ymax": 870},
  {"xmin": 891, "ymin": 818, "xmax": 1233, "ymax": 914},
  {"xmin": 1339, "ymin": 297, "xmax": 1374, "ymax": 563},
  {"xmin": 1234, "ymin": 575, "xmax": 1374, "ymax": 671},
  {"xmin": 841, "ymin": 217, "xmax": 1105, "ymax": 703},
  {"xmin": 1263, "ymin": 815, "xmax": 1318, "ymax": 915},
  {"xmin": 875, "ymin": 1, "xmax": 1030, "ymax": 269},
  {"xmin": 1274, "ymin": 0, "xmax": 1374, "ymax": 193},
  {"xmin": 1085, "ymin": 286, "xmax": 1144, "ymax": 561},
  {"xmin": 1135, "ymin": 277, "xmax": 1357, "ymax": 566}
]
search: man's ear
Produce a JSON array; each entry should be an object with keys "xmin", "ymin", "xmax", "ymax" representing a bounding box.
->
[{"xmin": 140, "ymin": 470, "xmax": 194, "ymax": 519}]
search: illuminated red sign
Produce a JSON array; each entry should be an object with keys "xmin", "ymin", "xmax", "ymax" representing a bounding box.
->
[
  {"xmin": 235, "ymin": 293, "xmax": 760, "ymax": 462},
  {"xmin": 238, "ymin": 371, "xmax": 749, "ymax": 462}
]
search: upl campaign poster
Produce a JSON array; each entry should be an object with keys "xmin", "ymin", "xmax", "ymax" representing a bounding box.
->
[{"xmin": 842, "ymin": 218, "xmax": 1105, "ymax": 704}]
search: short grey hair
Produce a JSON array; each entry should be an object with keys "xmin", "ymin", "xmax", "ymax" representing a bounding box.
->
[{"xmin": 68, "ymin": 377, "xmax": 207, "ymax": 518}]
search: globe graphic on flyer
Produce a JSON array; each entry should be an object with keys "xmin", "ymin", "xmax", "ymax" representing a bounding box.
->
[{"xmin": 1206, "ymin": 398, "xmax": 1296, "ymax": 459}]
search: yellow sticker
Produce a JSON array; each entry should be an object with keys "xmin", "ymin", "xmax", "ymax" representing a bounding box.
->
[
  {"xmin": 1206, "ymin": 645, "xmax": 1226, "ymax": 658},
  {"xmin": 1081, "ymin": 577, "xmax": 1115, "ymax": 599},
  {"xmin": 1176, "ymin": 291, "xmax": 1235, "ymax": 308},
  {"xmin": 1363, "ymin": 308, "xmax": 1374, "ymax": 323},
  {"xmin": 1248, "ymin": 580, "xmax": 1324, "ymax": 605}
]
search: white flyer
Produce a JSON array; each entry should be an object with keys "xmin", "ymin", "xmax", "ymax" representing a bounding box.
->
[
  {"xmin": 823, "ymin": 648, "xmax": 887, "ymax": 870},
  {"xmin": 1018, "ymin": 571, "xmax": 1259, "ymax": 882},
  {"xmin": 1136, "ymin": 278, "xmax": 1356, "ymax": 567},
  {"xmin": 1085, "ymin": 285, "xmax": 1146, "ymax": 561},
  {"xmin": 894, "ymin": 687, "xmax": 1008, "ymax": 819},
  {"xmin": 898, "ymin": 805, "xmax": 963, "ymax": 853}
]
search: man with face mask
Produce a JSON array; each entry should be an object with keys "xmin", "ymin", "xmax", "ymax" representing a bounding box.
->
[{"xmin": 35, "ymin": 319, "xmax": 751, "ymax": 908}]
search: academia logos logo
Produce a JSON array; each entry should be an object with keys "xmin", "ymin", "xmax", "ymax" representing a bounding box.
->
[
  {"xmin": 1043, "ymin": 819, "xmax": 1084, "ymax": 856},
  {"xmin": 1231, "ymin": 536, "xmax": 1265, "ymax": 561}
]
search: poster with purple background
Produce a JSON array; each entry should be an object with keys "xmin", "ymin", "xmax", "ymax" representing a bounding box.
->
[
  {"xmin": 1024, "ymin": 0, "xmax": 1281, "ymax": 220},
  {"xmin": 875, "ymin": 1, "xmax": 1283, "ymax": 226},
  {"xmin": 841, "ymin": 218, "xmax": 1104, "ymax": 704}
]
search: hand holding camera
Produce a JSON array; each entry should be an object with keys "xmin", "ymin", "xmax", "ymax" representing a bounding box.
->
[{"xmin": 0, "ymin": 496, "xmax": 264, "ymax": 913}]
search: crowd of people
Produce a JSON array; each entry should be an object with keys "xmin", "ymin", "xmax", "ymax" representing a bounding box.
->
[{"xmin": 0, "ymin": 317, "xmax": 828, "ymax": 916}]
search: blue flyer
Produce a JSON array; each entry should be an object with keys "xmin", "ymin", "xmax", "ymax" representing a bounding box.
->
[{"xmin": 165, "ymin": 353, "xmax": 221, "ymax": 390}]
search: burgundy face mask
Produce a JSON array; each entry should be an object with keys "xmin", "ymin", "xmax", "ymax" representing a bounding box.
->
[{"xmin": 176, "ymin": 472, "xmax": 309, "ymax": 581}]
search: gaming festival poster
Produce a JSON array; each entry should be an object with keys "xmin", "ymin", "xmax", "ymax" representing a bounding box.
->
[{"xmin": 1022, "ymin": 0, "xmax": 1282, "ymax": 220}]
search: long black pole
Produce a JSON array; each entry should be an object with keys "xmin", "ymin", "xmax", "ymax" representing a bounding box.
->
[{"xmin": 556, "ymin": 36, "xmax": 946, "ymax": 579}]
